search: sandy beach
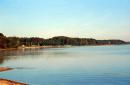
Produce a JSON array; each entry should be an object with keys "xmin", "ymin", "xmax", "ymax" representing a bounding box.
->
[
  {"xmin": 0, "ymin": 67, "xmax": 13, "ymax": 72},
  {"xmin": 0, "ymin": 79, "xmax": 27, "ymax": 85}
]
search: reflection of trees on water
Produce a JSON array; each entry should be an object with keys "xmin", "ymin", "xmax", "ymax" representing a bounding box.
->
[
  {"xmin": 0, "ymin": 48, "xmax": 71, "ymax": 64},
  {"xmin": 0, "ymin": 48, "xmax": 44, "ymax": 64},
  {"xmin": 0, "ymin": 56, "xmax": 4, "ymax": 64}
]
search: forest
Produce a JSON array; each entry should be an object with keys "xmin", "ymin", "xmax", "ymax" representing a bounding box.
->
[{"xmin": 0, "ymin": 33, "xmax": 126, "ymax": 49}]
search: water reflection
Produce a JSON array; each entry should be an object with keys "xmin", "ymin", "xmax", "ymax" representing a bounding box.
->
[
  {"xmin": 0, "ymin": 45, "xmax": 130, "ymax": 85},
  {"xmin": 0, "ymin": 48, "xmax": 44, "ymax": 64}
]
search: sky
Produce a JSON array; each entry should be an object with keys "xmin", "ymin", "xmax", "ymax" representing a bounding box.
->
[{"xmin": 0, "ymin": 0, "xmax": 130, "ymax": 41}]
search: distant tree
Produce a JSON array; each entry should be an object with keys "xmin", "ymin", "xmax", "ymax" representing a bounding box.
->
[
  {"xmin": 0, "ymin": 33, "xmax": 4, "ymax": 37},
  {"xmin": 0, "ymin": 36, "xmax": 8, "ymax": 49},
  {"xmin": 7, "ymin": 37, "xmax": 20, "ymax": 48}
]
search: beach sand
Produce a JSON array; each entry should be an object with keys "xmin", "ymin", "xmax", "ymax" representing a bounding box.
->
[
  {"xmin": 0, "ymin": 67, "xmax": 12, "ymax": 72},
  {"xmin": 0, "ymin": 79, "xmax": 27, "ymax": 85}
]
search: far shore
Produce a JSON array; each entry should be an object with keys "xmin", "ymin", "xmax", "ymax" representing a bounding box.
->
[
  {"xmin": 0, "ymin": 44, "xmax": 128, "ymax": 51},
  {"xmin": 0, "ymin": 45, "xmax": 66, "ymax": 51}
]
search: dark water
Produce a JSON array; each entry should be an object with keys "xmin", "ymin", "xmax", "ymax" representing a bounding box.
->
[{"xmin": 0, "ymin": 45, "xmax": 130, "ymax": 85}]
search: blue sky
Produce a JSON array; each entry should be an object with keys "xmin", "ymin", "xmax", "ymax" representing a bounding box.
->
[{"xmin": 0, "ymin": 0, "xmax": 130, "ymax": 41}]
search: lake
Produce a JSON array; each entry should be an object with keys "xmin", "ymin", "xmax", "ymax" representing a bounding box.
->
[{"xmin": 0, "ymin": 45, "xmax": 130, "ymax": 85}]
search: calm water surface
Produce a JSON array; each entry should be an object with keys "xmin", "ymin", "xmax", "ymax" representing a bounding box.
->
[{"xmin": 0, "ymin": 45, "xmax": 130, "ymax": 85}]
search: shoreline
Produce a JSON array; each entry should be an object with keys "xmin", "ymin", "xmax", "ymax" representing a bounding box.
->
[
  {"xmin": 0, "ymin": 44, "xmax": 128, "ymax": 51},
  {"xmin": 0, "ymin": 78, "xmax": 27, "ymax": 85},
  {"xmin": 0, "ymin": 45, "xmax": 64, "ymax": 51},
  {"xmin": 0, "ymin": 67, "xmax": 13, "ymax": 72},
  {"xmin": 0, "ymin": 67, "xmax": 27, "ymax": 84}
]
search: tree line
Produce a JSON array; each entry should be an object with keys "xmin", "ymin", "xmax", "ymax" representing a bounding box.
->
[{"xmin": 0, "ymin": 33, "xmax": 126, "ymax": 49}]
